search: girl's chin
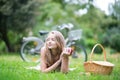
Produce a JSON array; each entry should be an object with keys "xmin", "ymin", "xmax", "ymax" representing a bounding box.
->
[
  {"xmin": 48, "ymin": 47, "xmax": 53, "ymax": 49},
  {"xmin": 48, "ymin": 47, "xmax": 56, "ymax": 49}
]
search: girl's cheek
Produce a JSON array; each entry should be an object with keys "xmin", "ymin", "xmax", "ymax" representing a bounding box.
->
[{"xmin": 52, "ymin": 41, "xmax": 56, "ymax": 45}]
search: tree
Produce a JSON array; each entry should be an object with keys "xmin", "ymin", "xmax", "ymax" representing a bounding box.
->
[
  {"xmin": 109, "ymin": 0, "xmax": 120, "ymax": 20},
  {"xmin": 0, "ymin": 0, "xmax": 38, "ymax": 52},
  {"xmin": 99, "ymin": 0, "xmax": 120, "ymax": 52}
]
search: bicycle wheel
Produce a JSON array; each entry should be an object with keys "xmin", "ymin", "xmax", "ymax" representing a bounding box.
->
[
  {"xmin": 72, "ymin": 44, "xmax": 87, "ymax": 63},
  {"xmin": 20, "ymin": 40, "xmax": 44, "ymax": 63}
]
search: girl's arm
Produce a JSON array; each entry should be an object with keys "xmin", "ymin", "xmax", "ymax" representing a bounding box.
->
[
  {"xmin": 40, "ymin": 47, "xmax": 61, "ymax": 73},
  {"xmin": 60, "ymin": 55, "xmax": 69, "ymax": 73},
  {"xmin": 60, "ymin": 48, "xmax": 73, "ymax": 73}
]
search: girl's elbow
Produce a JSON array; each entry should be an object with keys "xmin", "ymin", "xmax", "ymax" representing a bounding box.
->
[
  {"xmin": 41, "ymin": 69, "xmax": 50, "ymax": 73},
  {"xmin": 41, "ymin": 69, "xmax": 47, "ymax": 73}
]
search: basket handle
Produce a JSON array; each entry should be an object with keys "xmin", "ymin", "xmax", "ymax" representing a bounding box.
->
[{"xmin": 90, "ymin": 44, "xmax": 106, "ymax": 61}]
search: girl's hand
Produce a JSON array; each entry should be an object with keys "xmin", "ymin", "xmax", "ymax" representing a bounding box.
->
[{"xmin": 62, "ymin": 47, "xmax": 73, "ymax": 56}]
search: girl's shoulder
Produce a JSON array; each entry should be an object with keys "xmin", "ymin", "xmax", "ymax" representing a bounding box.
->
[
  {"xmin": 41, "ymin": 47, "xmax": 46, "ymax": 51},
  {"xmin": 41, "ymin": 47, "xmax": 47, "ymax": 56}
]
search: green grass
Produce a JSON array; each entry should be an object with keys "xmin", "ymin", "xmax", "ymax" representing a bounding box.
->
[{"xmin": 0, "ymin": 53, "xmax": 120, "ymax": 80}]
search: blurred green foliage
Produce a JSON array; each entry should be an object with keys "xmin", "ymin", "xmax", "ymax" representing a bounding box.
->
[
  {"xmin": 0, "ymin": 0, "xmax": 39, "ymax": 52},
  {"xmin": 101, "ymin": 27, "xmax": 120, "ymax": 52},
  {"xmin": 0, "ymin": 0, "xmax": 120, "ymax": 53}
]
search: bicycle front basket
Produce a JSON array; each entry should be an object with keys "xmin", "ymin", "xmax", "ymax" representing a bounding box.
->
[{"xmin": 68, "ymin": 29, "xmax": 82, "ymax": 41}]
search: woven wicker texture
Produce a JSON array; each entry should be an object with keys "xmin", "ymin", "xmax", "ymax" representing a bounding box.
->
[{"xmin": 84, "ymin": 44, "xmax": 114, "ymax": 75}]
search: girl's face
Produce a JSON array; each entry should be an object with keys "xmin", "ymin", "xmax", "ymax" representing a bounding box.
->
[{"xmin": 46, "ymin": 34, "xmax": 57, "ymax": 49}]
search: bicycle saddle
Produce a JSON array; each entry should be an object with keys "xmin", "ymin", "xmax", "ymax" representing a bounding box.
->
[{"xmin": 39, "ymin": 31, "xmax": 48, "ymax": 35}]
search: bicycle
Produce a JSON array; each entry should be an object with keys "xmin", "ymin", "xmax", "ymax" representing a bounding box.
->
[{"xmin": 20, "ymin": 23, "xmax": 87, "ymax": 63}]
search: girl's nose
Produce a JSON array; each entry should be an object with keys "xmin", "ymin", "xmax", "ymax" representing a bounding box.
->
[{"xmin": 48, "ymin": 41, "xmax": 51, "ymax": 44}]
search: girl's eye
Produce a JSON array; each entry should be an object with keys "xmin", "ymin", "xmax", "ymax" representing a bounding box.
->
[
  {"xmin": 46, "ymin": 38, "xmax": 55, "ymax": 41},
  {"xmin": 51, "ymin": 38, "xmax": 55, "ymax": 41}
]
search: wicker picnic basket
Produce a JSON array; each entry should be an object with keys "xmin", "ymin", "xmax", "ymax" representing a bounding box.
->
[{"xmin": 84, "ymin": 44, "xmax": 114, "ymax": 75}]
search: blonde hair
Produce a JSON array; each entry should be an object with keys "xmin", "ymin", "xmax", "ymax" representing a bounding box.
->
[{"xmin": 44, "ymin": 31, "xmax": 65, "ymax": 66}]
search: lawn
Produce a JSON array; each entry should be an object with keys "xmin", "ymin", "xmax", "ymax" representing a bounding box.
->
[{"xmin": 0, "ymin": 52, "xmax": 120, "ymax": 80}]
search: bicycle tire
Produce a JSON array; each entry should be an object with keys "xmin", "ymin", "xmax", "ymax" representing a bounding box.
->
[
  {"xmin": 20, "ymin": 40, "xmax": 44, "ymax": 63},
  {"xmin": 72, "ymin": 44, "xmax": 87, "ymax": 62}
]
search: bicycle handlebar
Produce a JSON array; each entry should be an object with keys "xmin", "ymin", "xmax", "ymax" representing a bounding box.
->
[{"xmin": 58, "ymin": 23, "xmax": 74, "ymax": 30}]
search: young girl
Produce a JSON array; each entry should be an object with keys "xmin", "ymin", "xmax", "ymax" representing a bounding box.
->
[{"xmin": 40, "ymin": 31, "xmax": 73, "ymax": 73}]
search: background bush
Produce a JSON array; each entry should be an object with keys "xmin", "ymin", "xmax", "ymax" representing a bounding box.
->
[{"xmin": 101, "ymin": 27, "xmax": 120, "ymax": 52}]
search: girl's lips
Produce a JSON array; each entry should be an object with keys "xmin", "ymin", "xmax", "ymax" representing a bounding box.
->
[
  {"xmin": 48, "ymin": 44, "xmax": 52, "ymax": 46},
  {"xmin": 48, "ymin": 44, "xmax": 53, "ymax": 47}
]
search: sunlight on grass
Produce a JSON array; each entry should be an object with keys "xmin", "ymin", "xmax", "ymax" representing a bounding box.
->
[{"xmin": 0, "ymin": 53, "xmax": 120, "ymax": 80}]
